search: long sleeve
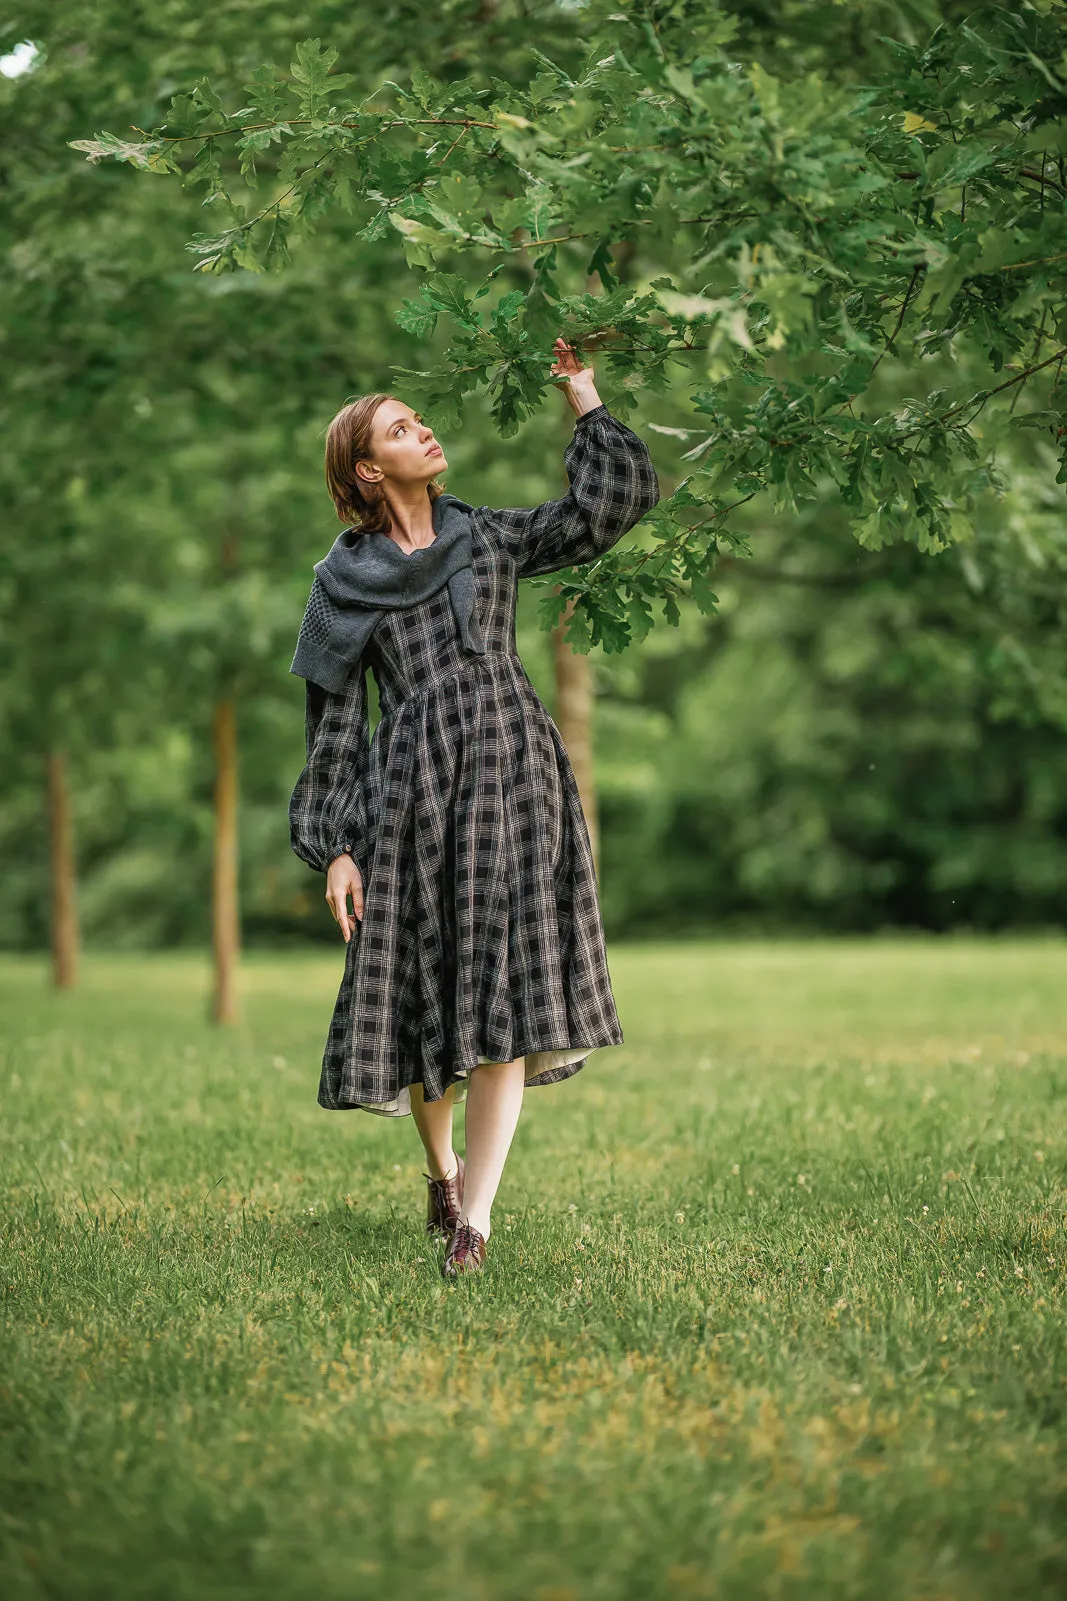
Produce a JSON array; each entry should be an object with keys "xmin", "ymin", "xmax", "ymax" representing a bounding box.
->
[
  {"xmin": 288, "ymin": 663, "xmax": 370, "ymax": 875},
  {"xmin": 488, "ymin": 403, "xmax": 660, "ymax": 579}
]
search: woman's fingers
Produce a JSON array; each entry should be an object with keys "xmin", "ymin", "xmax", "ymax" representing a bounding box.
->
[
  {"xmin": 325, "ymin": 861, "xmax": 365, "ymax": 942},
  {"xmin": 333, "ymin": 889, "xmax": 355, "ymax": 942},
  {"xmin": 325, "ymin": 885, "xmax": 346, "ymax": 941},
  {"xmin": 550, "ymin": 335, "xmax": 589, "ymax": 380},
  {"xmin": 342, "ymin": 867, "xmax": 364, "ymax": 943},
  {"xmin": 550, "ymin": 336, "xmax": 577, "ymax": 373}
]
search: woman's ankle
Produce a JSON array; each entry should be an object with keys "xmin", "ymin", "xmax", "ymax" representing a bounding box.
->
[
  {"xmin": 460, "ymin": 1209, "xmax": 490, "ymax": 1241},
  {"xmin": 425, "ymin": 1151, "xmax": 458, "ymax": 1183}
]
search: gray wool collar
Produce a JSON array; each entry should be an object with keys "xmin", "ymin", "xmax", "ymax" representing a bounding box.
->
[{"xmin": 290, "ymin": 492, "xmax": 486, "ymax": 693}]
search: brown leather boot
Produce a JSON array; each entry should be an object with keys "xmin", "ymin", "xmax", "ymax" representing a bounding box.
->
[
  {"xmin": 425, "ymin": 1153, "xmax": 464, "ymax": 1237},
  {"xmin": 442, "ymin": 1221, "xmax": 487, "ymax": 1278}
]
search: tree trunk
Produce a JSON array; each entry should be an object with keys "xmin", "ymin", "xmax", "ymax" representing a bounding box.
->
[
  {"xmin": 211, "ymin": 697, "xmax": 240, "ymax": 1025},
  {"xmin": 552, "ymin": 598, "xmax": 599, "ymax": 877},
  {"xmin": 48, "ymin": 748, "xmax": 79, "ymax": 989}
]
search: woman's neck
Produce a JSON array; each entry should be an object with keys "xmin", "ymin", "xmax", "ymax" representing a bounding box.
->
[{"xmin": 381, "ymin": 484, "xmax": 435, "ymax": 550}]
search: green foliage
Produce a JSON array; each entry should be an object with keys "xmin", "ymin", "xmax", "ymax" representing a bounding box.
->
[
  {"xmin": 76, "ymin": 1, "xmax": 1067, "ymax": 650},
  {"xmin": 593, "ymin": 458, "xmax": 1067, "ymax": 937}
]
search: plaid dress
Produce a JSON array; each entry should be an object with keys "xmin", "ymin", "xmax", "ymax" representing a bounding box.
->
[{"xmin": 289, "ymin": 404, "xmax": 659, "ymax": 1114}]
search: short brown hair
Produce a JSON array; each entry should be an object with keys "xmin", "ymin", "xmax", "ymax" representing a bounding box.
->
[{"xmin": 323, "ymin": 392, "xmax": 443, "ymax": 534}]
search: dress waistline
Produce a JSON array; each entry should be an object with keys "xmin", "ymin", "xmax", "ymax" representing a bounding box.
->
[{"xmin": 378, "ymin": 650, "xmax": 524, "ymax": 717}]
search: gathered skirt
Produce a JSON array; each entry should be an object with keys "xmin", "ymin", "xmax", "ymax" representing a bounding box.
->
[{"xmin": 318, "ymin": 650, "xmax": 624, "ymax": 1115}]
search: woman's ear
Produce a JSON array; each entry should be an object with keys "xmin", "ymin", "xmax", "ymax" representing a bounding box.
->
[{"xmin": 355, "ymin": 459, "xmax": 382, "ymax": 485}]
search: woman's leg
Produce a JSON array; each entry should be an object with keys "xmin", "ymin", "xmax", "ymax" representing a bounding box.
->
[
  {"xmin": 409, "ymin": 1080, "xmax": 457, "ymax": 1180},
  {"xmin": 460, "ymin": 1056, "xmax": 526, "ymax": 1239}
]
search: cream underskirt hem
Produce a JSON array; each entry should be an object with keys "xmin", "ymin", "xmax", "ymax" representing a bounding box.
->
[
  {"xmin": 477, "ymin": 1046, "xmax": 590, "ymax": 1073},
  {"xmin": 354, "ymin": 1046, "xmax": 593, "ymax": 1118}
]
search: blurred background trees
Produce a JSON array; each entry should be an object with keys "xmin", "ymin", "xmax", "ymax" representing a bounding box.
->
[{"xmin": 1, "ymin": 0, "xmax": 1064, "ymax": 985}]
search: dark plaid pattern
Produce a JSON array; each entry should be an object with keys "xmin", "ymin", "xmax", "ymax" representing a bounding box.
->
[{"xmin": 289, "ymin": 405, "xmax": 659, "ymax": 1114}]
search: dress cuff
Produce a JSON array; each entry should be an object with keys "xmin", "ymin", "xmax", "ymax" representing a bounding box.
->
[
  {"xmin": 574, "ymin": 402, "xmax": 609, "ymax": 428},
  {"xmin": 325, "ymin": 843, "xmax": 356, "ymax": 871}
]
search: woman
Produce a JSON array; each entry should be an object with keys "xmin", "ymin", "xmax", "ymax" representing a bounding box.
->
[{"xmin": 288, "ymin": 337, "xmax": 659, "ymax": 1277}]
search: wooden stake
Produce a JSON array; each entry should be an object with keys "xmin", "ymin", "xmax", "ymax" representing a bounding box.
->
[
  {"xmin": 47, "ymin": 748, "xmax": 79, "ymax": 989},
  {"xmin": 211, "ymin": 697, "xmax": 240, "ymax": 1024},
  {"xmin": 552, "ymin": 596, "xmax": 599, "ymax": 878}
]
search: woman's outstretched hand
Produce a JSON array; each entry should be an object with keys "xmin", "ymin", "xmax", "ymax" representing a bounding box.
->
[
  {"xmin": 550, "ymin": 336, "xmax": 604, "ymax": 419},
  {"xmin": 326, "ymin": 853, "xmax": 363, "ymax": 943}
]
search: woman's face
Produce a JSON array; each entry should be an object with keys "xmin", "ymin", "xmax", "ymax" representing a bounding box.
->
[{"xmin": 358, "ymin": 398, "xmax": 447, "ymax": 489}]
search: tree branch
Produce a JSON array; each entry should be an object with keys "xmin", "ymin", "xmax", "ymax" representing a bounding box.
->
[
  {"xmin": 868, "ymin": 263, "xmax": 924, "ymax": 378},
  {"xmin": 146, "ymin": 115, "xmax": 499, "ymax": 144},
  {"xmin": 932, "ymin": 347, "xmax": 1067, "ymax": 430}
]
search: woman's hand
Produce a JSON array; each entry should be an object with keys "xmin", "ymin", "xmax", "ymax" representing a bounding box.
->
[
  {"xmin": 551, "ymin": 336, "xmax": 603, "ymax": 418},
  {"xmin": 326, "ymin": 853, "xmax": 364, "ymax": 943}
]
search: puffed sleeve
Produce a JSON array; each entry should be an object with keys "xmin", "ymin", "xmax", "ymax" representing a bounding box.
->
[
  {"xmin": 487, "ymin": 403, "xmax": 660, "ymax": 579},
  {"xmin": 288, "ymin": 663, "xmax": 370, "ymax": 875}
]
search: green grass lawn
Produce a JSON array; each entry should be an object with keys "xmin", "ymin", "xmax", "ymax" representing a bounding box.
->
[{"xmin": 1, "ymin": 938, "xmax": 1064, "ymax": 1600}]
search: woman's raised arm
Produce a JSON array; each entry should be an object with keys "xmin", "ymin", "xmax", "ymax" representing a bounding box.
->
[
  {"xmin": 487, "ymin": 402, "xmax": 660, "ymax": 580},
  {"xmin": 486, "ymin": 336, "xmax": 659, "ymax": 578}
]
